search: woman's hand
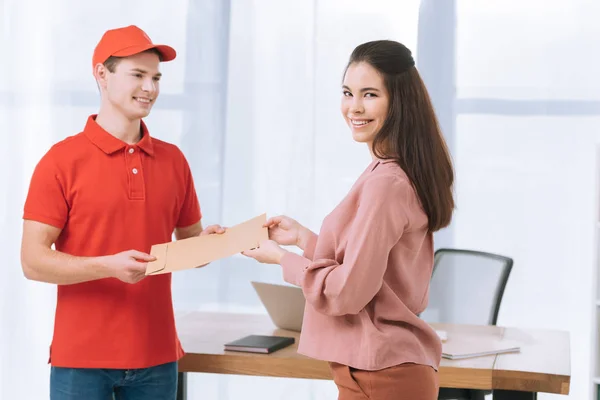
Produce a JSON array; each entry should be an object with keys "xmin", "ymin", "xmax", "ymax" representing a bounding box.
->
[
  {"xmin": 242, "ymin": 240, "xmax": 288, "ymax": 265},
  {"xmin": 265, "ymin": 215, "xmax": 311, "ymax": 250}
]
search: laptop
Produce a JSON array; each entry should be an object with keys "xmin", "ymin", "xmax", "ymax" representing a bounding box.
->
[
  {"xmin": 251, "ymin": 281, "xmax": 305, "ymax": 332},
  {"xmin": 251, "ymin": 281, "xmax": 448, "ymax": 342}
]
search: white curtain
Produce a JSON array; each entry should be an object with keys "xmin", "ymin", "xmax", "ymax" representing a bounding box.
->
[
  {"xmin": 0, "ymin": 0, "xmax": 420, "ymax": 398},
  {"xmin": 0, "ymin": 0, "xmax": 236, "ymax": 398},
  {"xmin": 453, "ymin": 2, "xmax": 600, "ymax": 399},
  {"xmin": 195, "ymin": 1, "xmax": 421, "ymax": 398},
  {"xmin": 2, "ymin": 0, "xmax": 596, "ymax": 399}
]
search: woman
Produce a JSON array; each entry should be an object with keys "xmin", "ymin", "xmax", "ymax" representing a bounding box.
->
[{"xmin": 243, "ymin": 40, "xmax": 454, "ymax": 400}]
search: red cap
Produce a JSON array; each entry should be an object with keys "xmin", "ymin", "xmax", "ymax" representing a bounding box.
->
[{"xmin": 92, "ymin": 25, "xmax": 176, "ymax": 72}]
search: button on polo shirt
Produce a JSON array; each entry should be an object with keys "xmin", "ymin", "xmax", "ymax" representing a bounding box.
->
[{"xmin": 23, "ymin": 114, "xmax": 201, "ymax": 369}]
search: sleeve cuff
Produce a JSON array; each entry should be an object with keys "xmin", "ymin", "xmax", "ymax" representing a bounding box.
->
[
  {"xmin": 23, "ymin": 212, "xmax": 66, "ymax": 230},
  {"xmin": 302, "ymin": 232, "xmax": 318, "ymax": 260},
  {"xmin": 280, "ymin": 252, "xmax": 311, "ymax": 287},
  {"xmin": 176, "ymin": 218, "xmax": 201, "ymax": 229}
]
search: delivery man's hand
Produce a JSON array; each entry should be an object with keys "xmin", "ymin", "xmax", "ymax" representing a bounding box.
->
[
  {"xmin": 195, "ymin": 224, "xmax": 226, "ymax": 268},
  {"xmin": 200, "ymin": 224, "xmax": 226, "ymax": 236},
  {"xmin": 100, "ymin": 250, "xmax": 156, "ymax": 284}
]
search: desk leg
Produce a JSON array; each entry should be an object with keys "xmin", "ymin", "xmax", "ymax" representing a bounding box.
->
[
  {"xmin": 493, "ymin": 390, "xmax": 536, "ymax": 400},
  {"xmin": 176, "ymin": 372, "xmax": 187, "ymax": 400}
]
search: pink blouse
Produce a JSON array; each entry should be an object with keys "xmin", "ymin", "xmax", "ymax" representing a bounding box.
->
[{"xmin": 280, "ymin": 159, "xmax": 442, "ymax": 371}]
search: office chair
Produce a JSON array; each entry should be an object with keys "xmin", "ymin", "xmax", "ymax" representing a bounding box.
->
[{"xmin": 420, "ymin": 248, "xmax": 513, "ymax": 400}]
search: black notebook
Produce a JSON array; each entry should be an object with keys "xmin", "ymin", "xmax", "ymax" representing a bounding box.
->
[{"xmin": 224, "ymin": 335, "xmax": 295, "ymax": 354}]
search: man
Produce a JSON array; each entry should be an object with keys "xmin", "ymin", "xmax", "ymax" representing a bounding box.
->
[{"xmin": 20, "ymin": 25, "xmax": 222, "ymax": 399}]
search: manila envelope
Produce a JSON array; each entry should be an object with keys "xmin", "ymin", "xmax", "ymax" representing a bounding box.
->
[{"xmin": 145, "ymin": 213, "xmax": 269, "ymax": 275}]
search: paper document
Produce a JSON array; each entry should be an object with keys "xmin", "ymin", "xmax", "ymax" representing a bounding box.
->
[
  {"xmin": 145, "ymin": 213, "xmax": 269, "ymax": 275},
  {"xmin": 442, "ymin": 336, "xmax": 521, "ymax": 360}
]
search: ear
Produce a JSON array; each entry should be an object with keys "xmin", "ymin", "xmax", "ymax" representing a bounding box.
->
[{"xmin": 94, "ymin": 63, "xmax": 109, "ymax": 90}]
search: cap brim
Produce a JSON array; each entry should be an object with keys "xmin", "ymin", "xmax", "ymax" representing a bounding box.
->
[{"xmin": 112, "ymin": 44, "xmax": 177, "ymax": 62}]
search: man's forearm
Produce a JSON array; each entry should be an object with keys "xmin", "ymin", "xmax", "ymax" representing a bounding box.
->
[{"xmin": 22, "ymin": 245, "xmax": 112, "ymax": 285}]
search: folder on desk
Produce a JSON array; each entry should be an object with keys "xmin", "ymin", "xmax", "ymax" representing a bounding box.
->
[{"xmin": 442, "ymin": 337, "xmax": 521, "ymax": 360}]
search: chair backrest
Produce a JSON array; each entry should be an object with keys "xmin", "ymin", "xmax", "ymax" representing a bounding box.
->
[{"xmin": 419, "ymin": 248, "xmax": 513, "ymax": 326}]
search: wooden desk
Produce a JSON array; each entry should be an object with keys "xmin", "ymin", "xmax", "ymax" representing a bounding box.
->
[{"xmin": 175, "ymin": 311, "xmax": 570, "ymax": 400}]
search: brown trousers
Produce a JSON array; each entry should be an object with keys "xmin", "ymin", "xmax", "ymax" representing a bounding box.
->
[{"xmin": 329, "ymin": 362, "xmax": 439, "ymax": 400}]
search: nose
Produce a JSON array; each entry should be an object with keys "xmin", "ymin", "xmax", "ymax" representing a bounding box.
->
[
  {"xmin": 348, "ymin": 97, "xmax": 364, "ymax": 115},
  {"xmin": 142, "ymin": 77, "xmax": 157, "ymax": 94}
]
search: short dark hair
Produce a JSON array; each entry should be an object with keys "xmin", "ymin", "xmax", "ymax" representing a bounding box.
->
[
  {"xmin": 103, "ymin": 48, "xmax": 163, "ymax": 72},
  {"xmin": 345, "ymin": 40, "xmax": 455, "ymax": 232}
]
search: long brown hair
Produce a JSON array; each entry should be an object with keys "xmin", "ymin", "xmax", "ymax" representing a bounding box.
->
[{"xmin": 345, "ymin": 40, "xmax": 454, "ymax": 232}]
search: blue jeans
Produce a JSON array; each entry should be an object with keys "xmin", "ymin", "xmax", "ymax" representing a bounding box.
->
[{"xmin": 50, "ymin": 361, "xmax": 178, "ymax": 400}]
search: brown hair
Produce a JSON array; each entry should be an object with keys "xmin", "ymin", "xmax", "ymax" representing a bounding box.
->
[
  {"xmin": 103, "ymin": 48, "xmax": 163, "ymax": 72},
  {"xmin": 345, "ymin": 40, "xmax": 455, "ymax": 232}
]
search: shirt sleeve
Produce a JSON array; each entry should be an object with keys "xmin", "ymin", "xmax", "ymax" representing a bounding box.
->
[
  {"xmin": 23, "ymin": 151, "xmax": 69, "ymax": 229},
  {"xmin": 176, "ymin": 151, "xmax": 202, "ymax": 228},
  {"xmin": 280, "ymin": 174, "xmax": 410, "ymax": 316}
]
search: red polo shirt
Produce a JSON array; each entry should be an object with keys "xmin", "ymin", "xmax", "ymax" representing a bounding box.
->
[{"xmin": 23, "ymin": 115, "xmax": 201, "ymax": 369}]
